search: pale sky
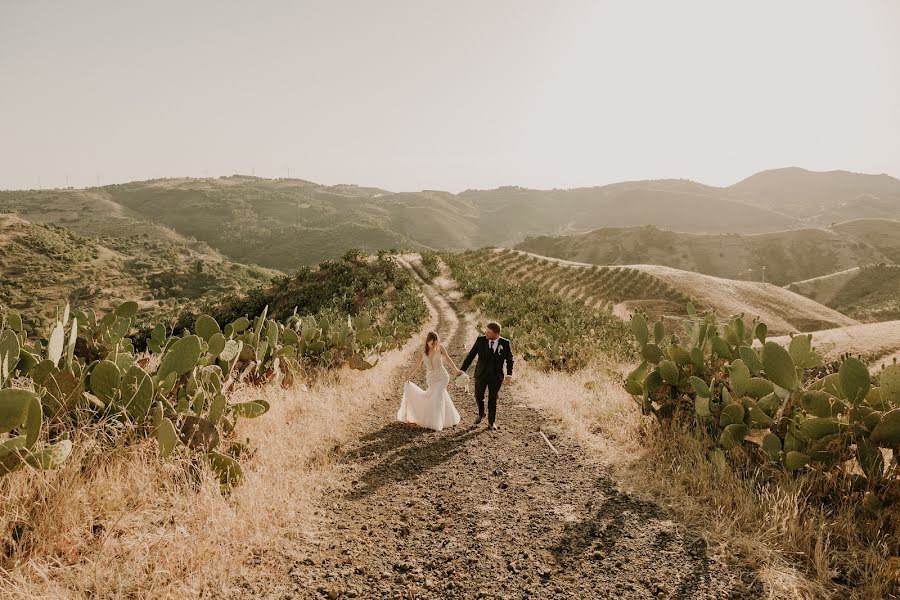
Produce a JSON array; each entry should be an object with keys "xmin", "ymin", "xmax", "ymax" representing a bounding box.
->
[{"xmin": 1, "ymin": 1, "xmax": 899, "ymax": 192}]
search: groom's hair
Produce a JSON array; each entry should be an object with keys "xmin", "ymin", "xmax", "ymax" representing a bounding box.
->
[{"xmin": 486, "ymin": 322, "xmax": 501, "ymax": 334}]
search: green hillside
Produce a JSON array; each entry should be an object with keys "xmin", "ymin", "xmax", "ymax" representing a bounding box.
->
[
  {"xmin": 0, "ymin": 175, "xmax": 801, "ymax": 270},
  {"xmin": 516, "ymin": 220, "xmax": 900, "ymax": 285},
  {"xmin": 0, "ymin": 213, "xmax": 273, "ymax": 334},
  {"xmin": 3, "ymin": 168, "xmax": 899, "ymax": 271}
]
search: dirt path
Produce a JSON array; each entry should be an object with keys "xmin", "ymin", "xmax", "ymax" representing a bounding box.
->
[{"xmin": 231, "ymin": 260, "xmax": 760, "ymax": 600}]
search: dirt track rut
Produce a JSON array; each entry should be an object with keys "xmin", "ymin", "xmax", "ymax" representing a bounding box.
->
[{"xmin": 231, "ymin": 262, "xmax": 760, "ymax": 599}]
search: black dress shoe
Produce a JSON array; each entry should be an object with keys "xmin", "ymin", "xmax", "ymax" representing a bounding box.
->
[{"xmin": 474, "ymin": 415, "xmax": 483, "ymax": 425}]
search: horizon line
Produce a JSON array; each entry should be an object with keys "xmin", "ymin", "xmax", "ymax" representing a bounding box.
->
[{"xmin": 2, "ymin": 165, "xmax": 899, "ymax": 195}]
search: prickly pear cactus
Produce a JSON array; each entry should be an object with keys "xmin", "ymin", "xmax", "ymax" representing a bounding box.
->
[
  {"xmin": 624, "ymin": 306, "xmax": 898, "ymax": 511},
  {"xmin": 0, "ymin": 252, "xmax": 427, "ymax": 484}
]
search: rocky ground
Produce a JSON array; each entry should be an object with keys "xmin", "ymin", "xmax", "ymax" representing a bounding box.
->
[{"xmin": 230, "ymin": 265, "xmax": 761, "ymax": 600}]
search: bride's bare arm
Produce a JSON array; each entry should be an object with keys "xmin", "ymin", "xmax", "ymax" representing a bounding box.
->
[
  {"xmin": 405, "ymin": 352, "xmax": 423, "ymax": 381},
  {"xmin": 440, "ymin": 343, "xmax": 461, "ymax": 374}
]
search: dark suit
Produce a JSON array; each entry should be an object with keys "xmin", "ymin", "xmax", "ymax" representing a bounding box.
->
[{"xmin": 460, "ymin": 335, "xmax": 514, "ymax": 425}]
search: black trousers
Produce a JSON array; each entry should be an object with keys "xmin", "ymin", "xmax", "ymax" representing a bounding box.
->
[{"xmin": 474, "ymin": 375, "xmax": 503, "ymax": 424}]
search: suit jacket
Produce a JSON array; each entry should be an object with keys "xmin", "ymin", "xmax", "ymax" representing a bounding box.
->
[{"xmin": 460, "ymin": 335, "xmax": 514, "ymax": 382}]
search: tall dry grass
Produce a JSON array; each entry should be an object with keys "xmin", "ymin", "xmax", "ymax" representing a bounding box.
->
[
  {"xmin": 518, "ymin": 360, "xmax": 898, "ymax": 599},
  {"xmin": 0, "ymin": 324, "xmax": 432, "ymax": 599}
]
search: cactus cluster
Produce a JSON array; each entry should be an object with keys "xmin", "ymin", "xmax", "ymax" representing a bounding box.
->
[
  {"xmin": 624, "ymin": 305, "xmax": 899, "ymax": 513},
  {"xmin": 0, "ymin": 262, "xmax": 425, "ymax": 485}
]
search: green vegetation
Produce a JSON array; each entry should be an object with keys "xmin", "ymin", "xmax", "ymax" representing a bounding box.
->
[
  {"xmin": 152, "ymin": 250, "xmax": 427, "ymax": 360},
  {"xmin": 443, "ymin": 249, "xmax": 633, "ymax": 370},
  {"xmin": 493, "ymin": 249, "xmax": 694, "ymax": 319},
  {"xmin": 624, "ymin": 306, "xmax": 898, "ymax": 589},
  {"xmin": 0, "ymin": 213, "xmax": 273, "ymax": 335},
  {"xmin": 418, "ymin": 250, "xmax": 441, "ymax": 280},
  {"xmin": 0, "ymin": 252, "xmax": 425, "ymax": 484}
]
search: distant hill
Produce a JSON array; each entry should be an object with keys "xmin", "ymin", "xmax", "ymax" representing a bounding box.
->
[
  {"xmin": 729, "ymin": 167, "xmax": 900, "ymax": 223},
  {"xmin": 0, "ymin": 213, "xmax": 273, "ymax": 334},
  {"xmin": 495, "ymin": 249, "xmax": 855, "ymax": 334},
  {"xmin": 516, "ymin": 219, "xmax": 900, "ymax": 285},
  {"xmin": 787, "ymin": 264, "xmax": 900, "ymax": 323},
  {"xmin": 2, "ymin": 167, "xmax": 898, "ymax": 269},
  {"xmin": 0, "ymin": 175, "xmax": 797, "ymax": 270}
]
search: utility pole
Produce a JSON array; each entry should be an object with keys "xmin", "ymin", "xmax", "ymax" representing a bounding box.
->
[
  {"xmin": 65, "ymin": 175, "xmax": 69, "ymax": 188},
  {"xmin": 761, "ymin": 266, "xmax": 766, "ymax": 284}
]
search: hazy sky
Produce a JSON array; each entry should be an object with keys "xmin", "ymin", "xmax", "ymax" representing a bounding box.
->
[{"xmin": 2, "ymin": 1, "xmax": 899, "ymax": 192}]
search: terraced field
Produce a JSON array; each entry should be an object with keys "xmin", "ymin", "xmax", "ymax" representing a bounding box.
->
[
  {"xmin": 492, "ymin": 248, "xmax": 694, "ymax": 322},
  {"xmin": 488, "ymin": 249, "xmax": 857, "ymax": 334}
]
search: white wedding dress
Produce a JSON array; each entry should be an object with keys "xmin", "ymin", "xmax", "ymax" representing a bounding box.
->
[{"xmin": 397, "ymin": 350, "xmax": 461, "ymax": 431}]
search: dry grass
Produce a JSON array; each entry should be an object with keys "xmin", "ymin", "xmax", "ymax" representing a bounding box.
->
[
  {"xmin": 633, "ymin": 264, "xmax": 857, "ymax": 334},
  {"xmin": 0, "ymin": 324, "xmax": 433, "ymax": 599},
  {"xmin": 517, "ymin": 360, "xmax": 899, "ymax": 599},
  {"xmin": 767, "ymin": 320, "xmax": 900, "ymax": 370}
]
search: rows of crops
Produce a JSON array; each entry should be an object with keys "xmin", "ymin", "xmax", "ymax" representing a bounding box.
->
[
  {"xmin": 442, "ymin": 249, "xmax": 633, "ymax": 370},
  {"xmin": 487, "ymin": 249, "xmax": 694, "ymax": 311}
]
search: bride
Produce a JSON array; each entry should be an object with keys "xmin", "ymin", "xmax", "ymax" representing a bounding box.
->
[{"xmin": 397, "ymin": 331, "xmax": 461, "ymax": 431}]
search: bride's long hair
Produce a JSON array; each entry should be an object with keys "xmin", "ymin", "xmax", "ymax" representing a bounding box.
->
[{"xmin": 424, "ymin": 331, "xmax": 439, "ymax": 356}]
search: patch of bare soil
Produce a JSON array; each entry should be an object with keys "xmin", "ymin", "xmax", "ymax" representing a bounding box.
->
[{"xmin": 229, "ymin": 260, "xmax": 760, "ymax": 600}]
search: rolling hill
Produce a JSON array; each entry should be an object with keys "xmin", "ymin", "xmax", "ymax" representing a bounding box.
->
[
  {"xmin": 2, "ymin": 167, "xmax": 898, "ymax": 270},
  {"xmin": 729, "ymin": 167, "xmax": 900, "ymax": 223},
  {"xmin": 516, "ymin": 220, "xmax": 900, "ymax": 286},
  {"xmin": 0, "ymin": 212, "xmax": 273, "ymax": 333},
  {"xmin": 0, "ymin": 175, "xmax": 800, "ymax": 271},
  {"xmin": 490, "ymin": 249, "xmax": 856, "ymax": 334},
  {"xmin": 787, "ymin": 263, "xmax": 900, "ymax": 322}
]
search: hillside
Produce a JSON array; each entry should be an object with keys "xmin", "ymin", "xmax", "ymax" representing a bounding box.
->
[
  {"xmin": 787, "ymin": 263, "xmax": 900, "ymax": 322},
  {"xmin": 0, "ymin": 175, "xmax": 799, "ymax": 270},
  {"xmin": 491, "ymin": 249, "xmax": 855, "ymax": 334},
  {"xmin": 729, "ymin": 167, "xmax": 900, "ymax": 223},
  {"xmin": 629, "ymin": 263, "xmax": 858, "ymax": 333},
  {"xmin": 0, "ymin": 213, "xmax": 273, "ymax": 333},
  {"xmin": 3, "ymin": 167, "xmax": 898, "ymax": 270},
  {"xmin": 516, "ymin": 220, "xmax": 900, "ymax": 285}
]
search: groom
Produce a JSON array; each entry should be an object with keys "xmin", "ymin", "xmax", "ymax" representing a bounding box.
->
[{"xmin": 459, "ymin": 322, "xmax": 514, "ymax": 430}]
